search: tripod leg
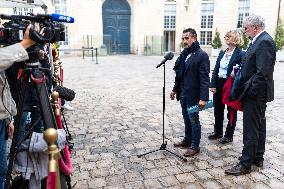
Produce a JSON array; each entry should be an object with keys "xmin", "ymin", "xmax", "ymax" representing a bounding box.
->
[
  {"xmin": 165, "ymin": 149, "xmax": 187, "ymax": 162},
  {"xmin": 5, "ymin": 75, "xmax": 29, "ymax": 189},
  {"xmin": 32, "ymin": 70, "xmax": 57, "ymax": 129},
  {"xmin": 137, "ymin": 148, "xmax": 161, "ymax": 158}
]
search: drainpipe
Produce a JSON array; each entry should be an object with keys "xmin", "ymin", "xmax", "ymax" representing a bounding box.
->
[{"xmin": 277, "ymin": 0, "xmax": 281, "ymax": 27}]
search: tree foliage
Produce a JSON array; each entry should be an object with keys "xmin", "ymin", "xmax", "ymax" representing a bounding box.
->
[
  {"xmin": 241, "ymin": 33, "xmax": 249, "ymax": 50},
  {"xmin": 211, "ymin": 28, "xmax": 222, "ymax": 49},
  {"xmin": 275, "ymin": 19, "xmax": 284, "ymax": 51}
]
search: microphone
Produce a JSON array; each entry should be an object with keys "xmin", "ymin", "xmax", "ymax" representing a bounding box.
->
[
  {"xmin": 156, "ymin": 52, "xmax": 174, "ymax": 68},
  {"xmin": 50, "ymin": 13, "xmax": 75, "ymax": 23}
]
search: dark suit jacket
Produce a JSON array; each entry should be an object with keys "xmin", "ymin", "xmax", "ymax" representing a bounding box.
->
[
  {"xmin": 210, "ymin": 47, "xmax": 244, "ymax": 88},
  {"xmin": 238, "ymin": 31, "xmax": 276, "ymax": 102},
  {"xmin": 174, "ymin": 48, "xmax": 210, "ymax": 107}
]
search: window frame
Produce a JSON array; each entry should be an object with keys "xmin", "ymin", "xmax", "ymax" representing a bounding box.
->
[
  {"xmin": 200, "ymin": 1, "xmax": 214, "ymax": 46},
  {"xmin": 237, "ymin": 0, "xmax": 250, "ymax": 28},
  {"xmin": 164, "ymin": 2, "xmax": 176, "ymax": 30},
  {"xmin": 200, "ymin": 31, "xmax": 212, "ymax": 46}
]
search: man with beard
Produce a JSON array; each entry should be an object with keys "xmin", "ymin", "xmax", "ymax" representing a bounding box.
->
[{"xmin": 170, "ymin": 28, "xmax": 210, "ymax": 157}]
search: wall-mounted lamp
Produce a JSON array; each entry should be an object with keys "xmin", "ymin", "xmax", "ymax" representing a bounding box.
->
[{"xmin": 184, "ymin": 0, "xmax": 189, "ymax": 11}]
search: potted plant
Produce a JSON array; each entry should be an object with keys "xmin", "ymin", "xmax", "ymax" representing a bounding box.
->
[
  {"xmin": 211, "ymin": 28, "xmax": 222, "ymax": 57},
  {"xmin": 275, "ymin": 19, "xmax": 284, "ymax": 62}
]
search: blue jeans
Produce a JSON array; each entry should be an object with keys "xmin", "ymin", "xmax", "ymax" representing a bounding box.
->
[
  {"xmin": 17, "ymin": 111, "xmax": 44, "ymax": 147},
  {"xmin": 0, "ymin": 120, "xmax": 7, "ymax": 189},
  {"xmin": 180, "ymin": 96, "xmax": 201, "ymax": 149}
]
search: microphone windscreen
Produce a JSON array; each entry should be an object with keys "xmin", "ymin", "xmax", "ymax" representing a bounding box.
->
[
  {"xmin": 53, "ymin": 86, "xmax": 76, "ymax": 101},
  {"xmin": 164, "ymin": 52, "xmax": 174, "ymax": 60}
]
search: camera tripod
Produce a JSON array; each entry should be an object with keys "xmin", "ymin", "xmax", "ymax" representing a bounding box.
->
[
  {"xmin": 137, "ymin": 63, "xmax": 187, "ymax": 162},
  {"xmin": 4, "ymin": 55, "xmax": 59, "ymax": 188}
]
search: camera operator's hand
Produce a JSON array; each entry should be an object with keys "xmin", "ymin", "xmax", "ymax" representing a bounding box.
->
[
  {"xmin": 7, "ymin": 122, "xmax": 14, "ymax": 139},
  {"xmin": 38, "ymin": 49, "xmax": 45, "ymax": 60},
  {"xmin": 20, "ymin": 24, "xmax": 36, "ymax": 49},
  {"xmin": 170, "ymin": 91, "xmax": 176, "ymax": 100}
]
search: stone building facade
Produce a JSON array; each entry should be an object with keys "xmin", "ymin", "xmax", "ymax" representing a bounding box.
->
[{"xmin": 1, "ymin": 0, "xmax": 284, "ymax": 55}]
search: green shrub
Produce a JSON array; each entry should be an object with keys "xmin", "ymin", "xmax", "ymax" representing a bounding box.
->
[
  {"xmin": 275, "ymin": 19, "xmax": 284, "ymax": 51},
  {"xmin": 211, "ymin": 28, "xmax": 222, "ymax": 49},
  {"xmin": 241, "ymin": 33, "xmax": 249, "ymax": 49}
]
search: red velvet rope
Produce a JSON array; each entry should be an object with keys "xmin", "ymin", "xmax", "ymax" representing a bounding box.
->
[
  {"xmin": 53, "ymin": 55, "xmax": 72, "ymax": 176},
  {"xmin": 60, "ymin": 67, "xmax": 64, "ymax": 83},
  {"xmin": 55, "ymin": 114, "xmax": 72, "ymax": 176},
  {"xmin": 46, "ymin": 172, "xmax": 57, "ymax": 189},
  {"xmin": 59, "ymin": 145, "xmax": 72, "ymax": 175}
]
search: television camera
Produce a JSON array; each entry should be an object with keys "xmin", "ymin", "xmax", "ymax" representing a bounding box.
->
[{"xmin": 0, "ymin": 13, "xmax": 73, "ymax": 46}]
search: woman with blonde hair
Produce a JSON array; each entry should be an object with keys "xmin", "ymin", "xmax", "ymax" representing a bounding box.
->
[{"xmin": 208, "ymin": 29, "xmax": 245, "ymax": 144}]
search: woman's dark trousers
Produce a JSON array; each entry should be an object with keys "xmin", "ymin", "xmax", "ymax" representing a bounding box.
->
[{"xmin": 213, "ymin": 78, "xmax": 237, "ymax": 139}]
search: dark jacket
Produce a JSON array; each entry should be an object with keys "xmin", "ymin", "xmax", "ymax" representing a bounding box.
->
[
  {"xmin": 236, "ymin": 31, "xmax": 276, "ymax": 102},
  {"xmin": 210, "ymin": 47, "xmax": 244, "ymax": 88},
  {"xmin": 173, "ymin": 47, "xmax": 210, "ymax": 107}
]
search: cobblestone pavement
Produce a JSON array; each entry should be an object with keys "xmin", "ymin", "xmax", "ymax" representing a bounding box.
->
[{"xmin": 61, "ymin": 55, "xmax": 284, "ymax": 189}]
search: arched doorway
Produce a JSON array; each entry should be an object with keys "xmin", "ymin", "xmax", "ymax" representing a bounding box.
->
[{"xmin": 103, "ymin": 0, "xmax": 131, "ymax": 54}]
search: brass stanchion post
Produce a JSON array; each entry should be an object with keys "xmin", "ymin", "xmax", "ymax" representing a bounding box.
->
[{"xmin": 44, "ymin": 128, "xmax": 61, "ymax": 189}]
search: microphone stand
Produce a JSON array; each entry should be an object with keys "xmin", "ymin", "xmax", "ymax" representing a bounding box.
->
[{"xmin": 137, "ymin": 63, "xmax": 187, "ymax": 162}]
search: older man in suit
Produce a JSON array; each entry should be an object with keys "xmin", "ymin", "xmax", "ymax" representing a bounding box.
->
[
  {"xmin": 170, "ymin": 28, "xmax": 210, "ymax": 157},
  {"xmin": 225, "ymin": 15, "xmax": 276, "ymax": 175},
  {"xmin": 0, "ymin": 25, "xmax": 36, "ymax": 188}
]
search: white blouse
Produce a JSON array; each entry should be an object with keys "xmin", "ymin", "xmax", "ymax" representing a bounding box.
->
[{"xmin": 218, "ymin": 48, "xmax": 235, "ymax": 78}]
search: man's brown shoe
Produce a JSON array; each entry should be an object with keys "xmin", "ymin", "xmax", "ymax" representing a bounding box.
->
[
  {"xmin": 225, "ymin": 163, "xmax": 251, "ymax": 176},
  {"xmin": 184, "ymin": 147, "xmax": 200, "ymax": 157},
  {"xmin": 173, "ymin": 139, "xmax": 190, "ymax": 149}
]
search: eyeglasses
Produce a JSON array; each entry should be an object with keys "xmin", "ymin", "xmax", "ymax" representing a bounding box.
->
[{"xmin": 182, "ymin": 37, "xmax": 190, "ymax": 40}]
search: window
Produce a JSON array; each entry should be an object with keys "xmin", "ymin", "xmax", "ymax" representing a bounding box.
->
[
  {"xmin": 201, "ymin": 2, "xmax": 214, "ymax": 14},
  {"xmin": 165, "ymin": 3, "xmax": 176, "ymax": 13},
  {"xmin": 200, "ymin": 31, "xmax": 206, "ymax": 45},
  {"xmin": 54, "ymin": 0, "xmax": 69, "ymax": 45},
  {"xmin": 200, "ymin": 1, "xmax": 214, "ymax": 45},
  {"xmin": 62, "ymin": 26, "xmax": 69, "ymax": 45},
  {"xmin": 237, "ymin": 0, "xmax": 250, "ymax": 28},
  {"xmin": 200, "ymin": 31, "xmax": 212, "ymax": 45},
  {"xmin": 54, "ymin": 0, "xmax": 66, "ymax": 4},
  {"xmin": 207, "ymin": 31, "xmax": 212, "ymax": 45},
  {"xmin": 55, "ymin": 6, "xmax": 67, "ymax": 14},
  {"xmin": 164, "ymin": 16, "xmax": 169, "ymax": 28},
  {"xmin": 164, "ymin": 3, "xmax": 176, "ymax": 30},
  {"xmin": 170, "ymin": 16, "xmax": 176, "ymax": 28},
  {"xmin": 164, "ymin": 15, "xmax": 175, "ymax": 29},
  {"xmin": 207, "ymin": 15, "xmax": 213, "ymax": 28},
  {"xmin": 201, "ymin": 16, "xmax": 206, "ymax": 28},
  {"xmin": 13, "ymin": 7, "xmax": 33, "ymax": 15},
  {"xmin": 164, "ymin": 2, "xmax": 176, "ymax": 52},
  {"xmin": 13, "ymin": 7, "xmax": 17, "ymax": 14}
]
